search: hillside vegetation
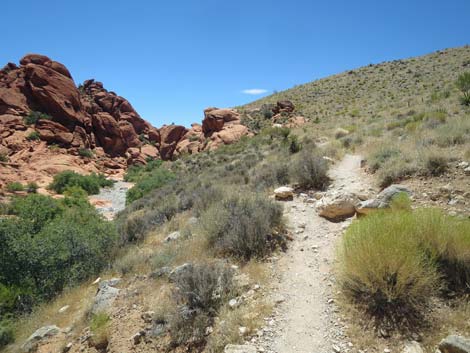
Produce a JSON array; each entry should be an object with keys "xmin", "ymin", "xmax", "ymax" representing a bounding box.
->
[{"xmin": 242, "ymin": 46, "xmax": 470, "ymax": 188}]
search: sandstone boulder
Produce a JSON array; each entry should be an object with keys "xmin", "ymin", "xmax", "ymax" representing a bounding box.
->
[{"xmin": 317, "ymin": 193, "xmax": 359, "ymax": 222}]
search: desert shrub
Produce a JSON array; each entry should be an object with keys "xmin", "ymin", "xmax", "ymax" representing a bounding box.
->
[
  {"xmin": 10, "ymin": 194, "xmax": 63, "ymax": 233},
  {"xmin": 26, "ymin": 182, "xmax": 39, "ymax": 193},
  {"xmin": 413, "ymin": 209, "xmax": 470, "ymax": 292},
  {"xmin": 288, "ymin": 135, "xmax": 302, "ymax": 153},
  {"xmin": 173, "ymin": 262, "xmax": 234, "ymax": 314},
  {"xmin": 126, "ymin": 167, "xmax": 175, "ymax": 204},
  {"xmin": 201, "ymin": 193, "xmax": 284, "ymax": 260},
  {"xmin": 23, "ymin": 111, "xmax": 52, "ymax": 125},
  {"xmin": 49, "ymin": 170, "xmax": 113, "ymax": 195},
  {"xmin": 0, "ymin": 194, "xmax": 118, "ymax": 313},
  {"xmin": 124, "ymin": 159, "xmax": 164, "ymax": 182},
  {"xmin": 424, "ymin": 153, "xmax": 448, "ymax": 176},
  {"xmin": 290, "ymin": 150, "xmax": 329, "ymax": 190},
  {"xmin": 26, "ymin": 131, "xmax": 40, "ymax": 141},
  {"xmin": 119, "ymin": 195, "xmax": 179, "ymax": 243},
  {"xmin": 0, "ymin": 154, "xmax": 8, "ymax": 163},
  {"xmin": 78, "ymin": 148, "xmax": 93, "ymax": 158},
  {"xmin": 6, "ymin": 182, "xmax": 24, "ymax": 192},
  {"xmin": 377, "ymin": 158, "xmax": 417, "ymax": 188},
  {"xmin": 0, "ymin": 320, "xmax": 14, "ymax": 349},
  {"xmin": 456, "ymin": 72, "xmax": 470, "ymax": 106},
  {"xmin": 169, "ymin": 262, "xmax": 234, "ymax": 347},
  {"xmin": 338, "ymin": 210, "xmax": 440, "ymax": 327},
  {"xmin": 252, "ymin": 160, "xmax": 290, "ymax": 190},
  {"xmin": 89, "ymin": 312, "xmax": 110, "ymax": 349},
  {"xmin": 368, "ymin": 146, "xmax": 401, "ymax": 172},
  {"xmin": 338, "ymin": 207, "xmax": 470, "ymax": 328}
]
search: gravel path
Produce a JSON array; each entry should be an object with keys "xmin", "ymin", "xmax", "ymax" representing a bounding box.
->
[
  {"xmin": 89, "ymin": 181, "xmax": 134, "ymax": 219},
  {"xmin": 256, "ymin": 155, "xmax": 372, "ymax": 353}
]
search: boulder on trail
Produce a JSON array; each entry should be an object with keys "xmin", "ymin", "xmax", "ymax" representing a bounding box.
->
[
  {"xmin": 356, "ymin": 184, "xmax": 412, "ymax": 215},
  {"xmin": 439, "ymin": 335, "xmax": 470, "ymax": 353},
  {"xmin": 317, "ymin": 192, "xmax": 360, "ymax": 222},
  {"xmin": 274, "ymin": 186, "xmax": 294, "ymax": 200},
  {"xmin": 22, "ymin": 325, "xmax": 60, "ymax": 353}
]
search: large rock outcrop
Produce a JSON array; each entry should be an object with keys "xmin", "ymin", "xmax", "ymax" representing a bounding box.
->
[{"xmin": 0, "ymin": 54, "xmax": 252, "ymax": 190}]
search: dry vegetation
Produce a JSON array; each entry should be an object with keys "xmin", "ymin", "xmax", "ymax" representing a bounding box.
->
[{"xmin": 242, "ymin": 46, "xmax": 470, "ymax": 189}]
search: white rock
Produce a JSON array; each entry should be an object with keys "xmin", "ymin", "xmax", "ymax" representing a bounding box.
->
[
  {"xmin": 165, "ymin": 231, "xmax": 181, "ymax": 242},
  {"xmin": 58, "ymin": 305, "xmax": 70, "ymax": 313},
  {"xmin": 274, "ymin": 186, "xmax": 294, "ymax": 200}
]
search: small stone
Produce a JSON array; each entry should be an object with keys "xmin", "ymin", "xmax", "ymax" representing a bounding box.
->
[
  {"xmin": 62, "ymin": 342, "xmax": 73, "ymax": 353},
  {"xmin": 229, "ymin": 299, "xmax": 238, "ymax": 308},
  {"xmin": 58, "ymin": 305, "xmax": 70, "ymax": 313},
  {"xmin": 333, "ymin": 345, "xmax": 341, "ymax": 352},
  {"xmin": 239, "ymin": 326, "xmax": 248, "ymax": 336},
  {"xmin": 384, "ymin": 349, "xmax": 391, "ymax": 353}
]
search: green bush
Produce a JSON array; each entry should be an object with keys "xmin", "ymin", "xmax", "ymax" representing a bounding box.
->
[
  {"xmin": 338, "ymin": 207, "xmax": 470, "ymax": 328},
  {"xmin": 0, "ymin": 154, "xmax": 8, "ymax": 163},
  {"xmin": 126, "ymin": 167, "xmax": 175, "ymax": 204},
  {"xmin": 0, "ymin": 194, "xmax": 118, "ymax": 318},
  {"xmin": 23, "ymin": 111, "xmax": 52, "ymax": 125},
  {"xmin": 0, "ymin": 321, "xmax": 14, "ymax": 349},
  {"xmin": 49, "ymin": 171, "xmax": 113, "ymax": 195},
  {"xmin": 338, "ymin": 210, "xmax": 440, "ymax": 326},
  {"xmin": 26, "ymin": 131, "xmax": 40, "ymax": 141},
  {"xmin": 456, "ymin": 72, "xmax": 470, "ymax": 106},
  {"xmin": 201, "ymin": 193, "xmax": 284, "ymax": 260},
  {"xmin": 10, "ymin": 194, "xmax": 63, "ymax": 233},
  {"xmin": 26, "ymin": 182, "xmax": 39, "ymax": 193},
  {"xmin": 291, "ymin": 150, "xmax": 329, "ymax": 190},
  {"xmin": 78, "ymin": 148, "xmax": 93, "ymax": 158},
  {"xmin": 6, "ymin": 182, "xmax": 24, "ymax": 192}
]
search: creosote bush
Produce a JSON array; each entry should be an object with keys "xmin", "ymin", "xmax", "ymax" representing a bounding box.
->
[{"xmin": 201, "ymin": 193, "xmax": 284, "ymax": 260}]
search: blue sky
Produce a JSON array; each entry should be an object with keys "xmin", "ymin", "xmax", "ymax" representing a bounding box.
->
[{"xmin": 1, "ymin": 0, "xmax": 469, "ymax": 127}]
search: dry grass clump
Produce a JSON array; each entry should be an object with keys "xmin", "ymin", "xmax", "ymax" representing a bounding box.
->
[{"xmin": 338, "ymin": 204, "xmax": 470, "ymax": 331}]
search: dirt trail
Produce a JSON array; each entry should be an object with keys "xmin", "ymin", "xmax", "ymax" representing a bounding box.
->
[{"xmin": 258, "ymin": 155, "xmax": 373, "ymax": 353}]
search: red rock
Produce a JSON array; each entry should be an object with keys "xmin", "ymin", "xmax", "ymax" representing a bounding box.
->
[
  {"xmin": 36, "ymin": 119, "xmax": 74, "ymax": 145},
  {"xmin": 272, "ymin": 100, "xmax": 295, "ymax": 114},
  {"xmin": 202, "ymin": 108, "xmax": 240, "ymax": 134},
  {"xmin": 92, "ymin": 112, "xmax": 126, "ymax": 156},
  {"xmin": 159, "ymin": 124, "xmax": 188, "ymax": 160}
]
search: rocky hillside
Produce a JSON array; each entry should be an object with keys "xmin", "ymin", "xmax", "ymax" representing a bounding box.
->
[
  {"xmin": 0, "ymin": 54, "xmax": 253, "ymax": 190},
  {"xmin": 242, "ymin": 46, "xmax": 470, "ymax": 123}
]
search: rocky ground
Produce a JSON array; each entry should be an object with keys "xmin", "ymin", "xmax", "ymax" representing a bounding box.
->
[{"xmin": 89, "ymin": 180, "xmax": 134, "ymax": 220}]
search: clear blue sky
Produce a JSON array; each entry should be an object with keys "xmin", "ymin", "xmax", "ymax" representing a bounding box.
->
[{"xmin": 1, "ymin": 0, "xmax": 469, "ymax": 127}]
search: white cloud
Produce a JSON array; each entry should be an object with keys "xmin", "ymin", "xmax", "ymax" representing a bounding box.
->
[{"xmin": 242, "ymin": 88, "xmax": 268, "ymax": 95}]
